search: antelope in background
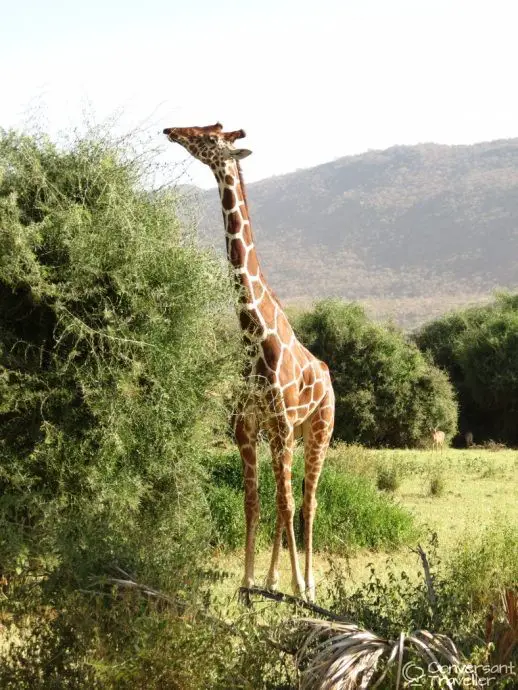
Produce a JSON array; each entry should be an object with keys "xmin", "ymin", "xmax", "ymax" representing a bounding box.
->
[{"xmin": 432, "ymin": 428, "xmax": 445, "ymax": 451}]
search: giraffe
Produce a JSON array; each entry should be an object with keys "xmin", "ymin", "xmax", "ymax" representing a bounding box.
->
[{"xmin": 163, "ymin": 122, "xmax": 335, "ymax": 601}]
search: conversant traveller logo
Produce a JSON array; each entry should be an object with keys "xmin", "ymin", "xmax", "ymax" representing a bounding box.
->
[{"xmin": 402, "ymin": 661, "xmax": 516, "ymax": 687}]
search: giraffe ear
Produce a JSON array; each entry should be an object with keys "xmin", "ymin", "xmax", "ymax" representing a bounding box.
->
[{"xmin": 229, "ymin": 148, "xmax": 252, "ymax": 160}]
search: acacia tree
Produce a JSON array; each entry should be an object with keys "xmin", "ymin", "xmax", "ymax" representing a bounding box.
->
[{"xmin": 295, "ymin": 300, "xmax": 457, "ymax": 447}]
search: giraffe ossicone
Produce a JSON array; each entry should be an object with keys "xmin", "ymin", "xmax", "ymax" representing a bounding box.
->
[{"xmin": 164, "ymin": 122, "xmax": 335, "ymax": 602}]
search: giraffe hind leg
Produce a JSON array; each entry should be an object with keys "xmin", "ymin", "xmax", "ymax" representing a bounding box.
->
[
  {"xmin": 267, "ymin": 424, "xmax": 304, "ymax": 589},
  {"xmin": 302, "ymin": 390, "xmax": 335, "ymax": 602}
]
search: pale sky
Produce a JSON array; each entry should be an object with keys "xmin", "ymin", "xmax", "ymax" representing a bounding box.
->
[{"xmin": 2, "ymin": 0, "xmax": 518, "ymax": 189}]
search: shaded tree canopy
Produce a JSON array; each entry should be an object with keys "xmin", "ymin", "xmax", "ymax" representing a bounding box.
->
[{"xmin": 414, "ymin": 293, "xmax": 518, "ymax": 445}]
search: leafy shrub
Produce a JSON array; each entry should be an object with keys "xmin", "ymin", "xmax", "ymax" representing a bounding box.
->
[
  {"xmin": 315, "ymin": 465, "xmax": 415, "ymax": 551},
  {"xmin": 428, "ymin": 472, "xmax": 446, "ymax": 497},
  {"xmin": 0, "ymin": 602, "xmax": 100, "ymax": 689},
  {"xmin": 445, "ymin": 524, "xmax": 518, "ymax": 612},
  {"xmin": 206, "ymin": 484, "xmax": 245, "ymax": 550},
  {"xmin": 326, "ymin": 526, "xmax": 518, "ymax": 645},
  {"xmin": 0, "ymin": 124, "xmax": 323, "ymax": 689},
  {"xmin": 0, "ymin": 581, "xmax": 298, "ymax": 690},
  {"xmin": 294, "ymin": 300, "xmax": 458, "ymax": 447},
  {"xmin": 376, "ymin": 464, "xmax": 401, "ymax": 492}
]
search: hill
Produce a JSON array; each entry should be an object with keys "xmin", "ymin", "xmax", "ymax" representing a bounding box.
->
[{"xmin": 184, "ymin": 139, "xmax": 518, "ymax": 327}]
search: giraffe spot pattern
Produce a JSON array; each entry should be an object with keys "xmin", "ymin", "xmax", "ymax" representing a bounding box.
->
[{"xmin": 222, "ymin": 186, "xmax": 236, "ymax": 211}]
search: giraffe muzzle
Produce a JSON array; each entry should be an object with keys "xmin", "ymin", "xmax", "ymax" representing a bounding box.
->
[{"xmin": 163, "ymin": 128, "xmax": 177, "ymax": 141}]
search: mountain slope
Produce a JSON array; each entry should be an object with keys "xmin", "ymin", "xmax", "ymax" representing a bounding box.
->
[{"xmin": 188, "ymin": 139, "xmax": 518, "ymax": 326}]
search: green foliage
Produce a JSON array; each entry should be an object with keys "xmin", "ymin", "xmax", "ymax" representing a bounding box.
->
[
  {"xmin": 0, "ymin": 601, "xmax": 100, "ymax": 689},
  {"xmin": 326, "ymin": 526, "xmax": 518, "ymax": 656},
  {"xmin": 0, "ymin": 583, "xmax": 298, "ymax": 690},
  {"xmin": 294, "ymin": 300, "xmax": 458, "ymax": 447},
  {"xmin": 206, "ymin": 484, "xmax": 245, "ymax": 550},
  {"xmin": 0, "ymin": 125, "xmax": 243, "ymax": 590},
  {"xmin": 314, "ymin": 465, "xmax": 415, "ymax": 551},
  {"xmin": 415, "ymin": 292, "xmax": 518, "ymax": 444},
  {"xmin": 206, "ymin": 449, "xmax": 415, "ymax": 552}
]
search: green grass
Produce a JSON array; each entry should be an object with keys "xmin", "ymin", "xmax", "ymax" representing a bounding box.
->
[
  {"xmin": 325, "ymin": 445, "xmax": 517, "ymax": 549},
  {"xmin": 206, "ymin": 447, "xmax": 415, "ymax": 554}
]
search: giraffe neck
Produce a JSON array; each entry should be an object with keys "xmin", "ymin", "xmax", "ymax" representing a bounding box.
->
[{"xmin": 213, "ymin": 160, "xmax": 280, "ymax": 341}]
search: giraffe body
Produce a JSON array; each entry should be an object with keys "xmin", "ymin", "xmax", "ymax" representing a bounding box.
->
[{"xmin": 164, "ymin": 123, "xmax": 334, "ymax": 600}]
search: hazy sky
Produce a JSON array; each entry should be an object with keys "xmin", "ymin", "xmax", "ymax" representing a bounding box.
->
[{"xmin": 2, "ymin": 0, "xmax": 517, "ymax": 188}]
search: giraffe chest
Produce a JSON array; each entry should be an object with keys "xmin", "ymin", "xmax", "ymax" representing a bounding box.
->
[{"xmin": 244, "ymin": 338, "xmax": 327, "ymax": 427}]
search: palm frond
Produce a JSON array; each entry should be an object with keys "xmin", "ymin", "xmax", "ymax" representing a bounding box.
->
[{"xmin": 294, "ymin": 618, "xmax": 462, "ymax": 690}]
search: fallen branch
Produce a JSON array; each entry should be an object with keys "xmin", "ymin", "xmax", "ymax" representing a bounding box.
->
[
  {"xmin": 238, "ymin": 586, "xmax": 351, "ymax": 622},
  {"xmin": 411, "ymin": 543, "xmax": 437, "ymax": 611},
  {"xmin": 90, "ymin": 567, "xmax": 237, "ymax": 633}
]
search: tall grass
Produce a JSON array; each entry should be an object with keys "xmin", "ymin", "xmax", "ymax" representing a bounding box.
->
[
  {"xmin": 206, "ymin": 449, "xmax": 416, "ymax": 552},
  {"xmin": 445, "ymin": 523, "xmax": 518, "ymax": 611}
]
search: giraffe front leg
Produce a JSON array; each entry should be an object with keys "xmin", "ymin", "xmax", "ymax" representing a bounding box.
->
[
  {"xmin": 235, "ymin": 414, "xmax": 259, "ymax": 593},
  {"xmin": 302, "ymin": 392, "xmax": 334, "ymax": 603},
  {"xmin": 266, "ymin": 512, "xmax": 283, "ymax": 591}
]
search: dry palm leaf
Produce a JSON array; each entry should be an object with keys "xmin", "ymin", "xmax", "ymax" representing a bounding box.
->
[{"xmin": 294, "ymin": 618, "xmax": 461, "ymax": 690}]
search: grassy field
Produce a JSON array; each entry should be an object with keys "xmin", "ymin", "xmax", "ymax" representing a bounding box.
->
[{"xmin": 211, "ymin": 445, "xmax": 518, "ymax": 599}]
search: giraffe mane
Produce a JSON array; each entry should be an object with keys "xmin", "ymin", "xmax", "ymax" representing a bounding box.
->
[
  {"xmin": 236, "ymin": 161, "xmax": 284, "ymax": 309},
  {"xmin": 236, "ymin": 161, "xmax": 249, "ymax": 208}
]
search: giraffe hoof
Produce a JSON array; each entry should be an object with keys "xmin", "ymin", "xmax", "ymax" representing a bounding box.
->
[
  {"xmin": 266, "ymin": 571, "xmax": 280, "ymax": 591},
  {"xmin": 292, "ymin": 578, "xmax": 306, "ymax": 600},
  {"xmin": 305, "ymin": 583, "xmax": 316, "ymax": 603},
  {"xmin": 239, "ymin": 577, "xmax": 255, "ymax": 607}
]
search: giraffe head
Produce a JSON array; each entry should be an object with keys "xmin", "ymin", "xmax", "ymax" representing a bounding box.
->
[{"xmin": 163, "ymin": 122, "xmax": 252, "ymax": 169}]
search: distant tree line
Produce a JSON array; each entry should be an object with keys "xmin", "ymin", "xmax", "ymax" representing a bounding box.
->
[{"xmin": 291, "ymin": 294, "xmax": 518, "ymax": 448}]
